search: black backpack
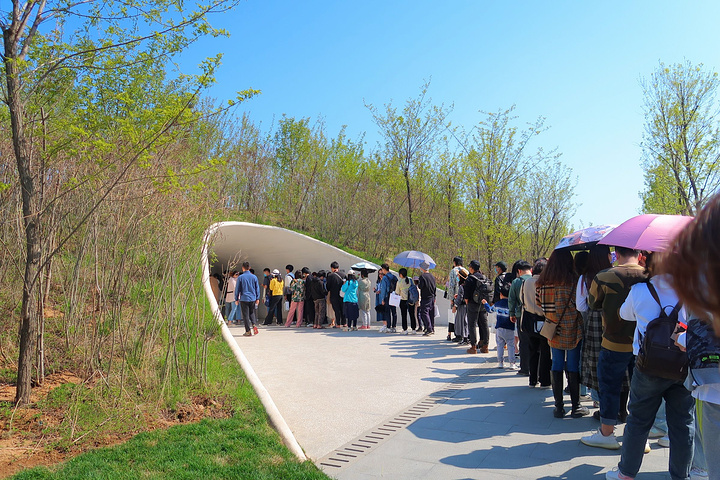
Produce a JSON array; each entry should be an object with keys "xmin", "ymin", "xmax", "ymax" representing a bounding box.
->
[
  {"xmin": 472, "ymin": 274, "xmax": 493, "ymax": 304},
  {"xmin": 635, "ymin": 283, "xmax": 688, "ymax": 382}
]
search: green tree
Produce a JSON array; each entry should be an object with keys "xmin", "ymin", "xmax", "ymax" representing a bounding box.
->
[
  {"xmin": 366, "ymin": 82, "xmax": 452, "ymax": 234},
  {"xmin": 1, "ymin": 0, "xmax": 248, "ymax": 405},
  {"xmin": 640, "ymin": 61, "xmax": 720, "ymax": 215}
]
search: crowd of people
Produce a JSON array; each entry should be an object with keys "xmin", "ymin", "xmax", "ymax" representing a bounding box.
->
[
  {"xmin": 209, "ymin": 193, "xmax": 720, "ymax": 480},
  {"xmin": 214, "ymin": 261, "xmax": 439, "ymax": 337}
]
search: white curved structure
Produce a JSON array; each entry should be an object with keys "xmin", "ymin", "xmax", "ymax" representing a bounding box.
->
[{"xmin": 200, "ymin": 221, "xmax": 452, "ymax": 461}]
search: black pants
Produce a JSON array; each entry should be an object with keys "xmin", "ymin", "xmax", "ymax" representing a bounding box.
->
[
  {"xmin": 518, "ymin": 329, "xmax": 531, "ymax": 373},
  {"xmin": 387, "ymin": 304, "xmax": 397, "ymax": 329},
  {"xmin": 468, "ymin": 303, "xmax": 489, "ymax": 347},
  {"xmin": 399, "ymin": 300, "xmax": 417, "ymax": 331},
  {"xmin": 527, "ymin": 333, "xmax": 552, "ymax": 386},
  {"xmin": 265, "ymin": 295, "xmax": 283, "ymax": 324},
  {"xmin": 240, "ymin": 301, "xmax": 257, "ymax": 332},
  {"xmin": 304, "ymin": 298, "xmax": 314, "ymax": 324},
  {"xmin": 330, "ymin": 294, "xmax": 345, "ymax": 325}
]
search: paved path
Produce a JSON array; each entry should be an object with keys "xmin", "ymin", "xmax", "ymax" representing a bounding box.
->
[{"xmin": 230, "ymin": 324, "xmax": 673, "ymax": 479}]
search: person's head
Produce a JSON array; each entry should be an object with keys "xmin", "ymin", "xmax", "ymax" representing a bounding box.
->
[
  {"xmin": 361, "ymin": 269, "xmax": 368, "ymax": 278},
  {"xmin": 494, "ymin": 261, "xmax": 507, "ymax": 275},
  {"xmin": 453, "ymin": 256, "xmax": 463, "ymax": 267},
  {"xmin": 419, "ymin": 261, "xmax": 430, "ymax": 272},
  {"xmin": 317, "ymin": 270, "xmax": 326, "ymax": 279},
  {"xmin": 399, "ymin": 268, "xmax": 408, "ymax": 279},
  {"xmin": 583, "ymin": 244, "xmax": 612, "ymax": 288},
  {"xmin": 263, "ymin": 267, "xmax": 270, "ymax": 276},
  {"xmin": 380, "ymin": 263, "xmax": 390, "ymax": 274},
  {"xmin": 537, "ymin": 249, "xmax": 577, "ymax": 287},
  {"xmin": 242, "ymin": 261, "xmax": 250, "ymax": 272},
  {"xmin": 516, "ymin": 260, "xmax": 532, "ymax": 276},
  {"xmin": 659, "ymin": 193, "xmax": 720, "ymax": 333},
  {"xmin": 301, "ymin": 266, "xmax": 310, "ymax": 275},
  {"xmin": 295, "ymin": 270, "xmax": 302, "ymax": 279},
  {"xmin": 510, "ymin": 260, "xmax": 524, "ymax": 277},
  {"xmin": 469, "ymin": 260, "xmax": 481, "ymax": 274},
  {"xmin": 249, "ymin": 268, "xmax": 255, "ymax": 274},
  {"xmin": 377, "ymin": 271, "xmax": 384, "ymax": 282},
  {"xmin": 614, "ymin": 246, "xmax": 641, "ymax": 265},
  {"xmin": 330, "ymin": 261, "xmax": 339, "ymax": 271},
  {"xmin": 272, "ymin": 268, "xmax": 280, "ymax": 279},
  {"xmin": 232, "ymin": 270, "xmax": 240, "ymax": 277},
  {"xmin": 573, "ymin": 250, "xmax": 589, "ymax": 276},
  {"xmin": 532, "ymin": 258, "xmax": 547, "ymax": 276},
  {"xmin": 286, "ymin": 264, "xmax": 294, "ymax": 273},
  {"xmin": 347, "ymin": 270, "xmax": 357, "ymax": 282}
]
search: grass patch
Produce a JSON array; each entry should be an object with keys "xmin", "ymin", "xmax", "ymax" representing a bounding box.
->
[{"xmin": 11, "ymin": 415, "xmax": 326, "ymax": 480}]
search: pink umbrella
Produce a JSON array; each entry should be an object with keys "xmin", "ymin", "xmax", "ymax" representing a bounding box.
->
[{"xmin": 598, "ymin": 214, "xmax": 693, "ymax": 252}]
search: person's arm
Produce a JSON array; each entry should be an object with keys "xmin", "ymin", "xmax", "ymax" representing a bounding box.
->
[
  {"xmin": 235, "ymin": 276, "xmax": 242, "ymax": 304},
  {"xmin": 618, "ymin": 288, "xmax": 637, "ymax": 322},
  {"xmin": 253, "ymin": 277, "xmax": 260, "ymax": 305},
  {"xmin": 587, "ymin": 276, "xmax": 604, "ymax": 311}
]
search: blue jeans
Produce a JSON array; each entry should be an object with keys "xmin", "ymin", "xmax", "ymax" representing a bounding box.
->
[
  {"xmin": 597, "ymin": 348, "xmax": 634, "ymax": 425},
  {"xmin": 550, "ymin": 342, "xmax": 582, "ymax": 372},
  {"xmin": 618, "ymin": 368, "xmax": 694, "ymax": 480},
  {"xmin": 224, "ymin": 300, "xmax": 238, "ymax": 323}
]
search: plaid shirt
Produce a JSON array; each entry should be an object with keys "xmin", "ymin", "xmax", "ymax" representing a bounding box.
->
[{"xmin": 537, "ymin": 283, "xmax": 583, "ymax": 350}]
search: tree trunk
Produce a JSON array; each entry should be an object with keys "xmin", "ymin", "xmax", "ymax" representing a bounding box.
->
[{"xmin": 4, "ymin": 41, "xmax": 41, "ymax": 406}]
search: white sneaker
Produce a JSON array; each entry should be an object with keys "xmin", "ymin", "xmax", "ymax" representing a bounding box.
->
[
  {"xmin": 657, "ymin": 435, "xmax": 669, "ymax": 448},
  {"xmin": 379, "ymin": 326, "xmax": 387, "ymax": 333},
  {"xmin": 690, "ymin": 467, "xmax": 709, "ymax": 480},
  {"xmin": 498, "ymin": 362, "xmax": 504, "ymax": 369},
  {"xmin": 403, "ymin": 329, "xmax": 408, "ymax": 335},
  {"xmin": 581, "ymin": 429, "xmax": 620, "ymax": 450},
  {"xmin": 510, "ymin": 363, "xmax": 520, "ymax": 370},
  {"xmin": 644, "ymin": 441, "xmax": 651, "ymax": 454},
  {"xmin": 605, "ymin": 467, "xmax": 634, "ymax": 480},
  {"xmin": 409, "ymin": 329, "xmax": 417, "ymax": 335},
  {"xmin": 647, "ymin": 426, "xmax": 666, "ymax": 438}
]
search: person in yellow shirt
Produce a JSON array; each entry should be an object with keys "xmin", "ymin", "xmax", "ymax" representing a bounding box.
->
[{"xmin": 263, "ymin": 269, "xmax": 285, "ymax": 325}]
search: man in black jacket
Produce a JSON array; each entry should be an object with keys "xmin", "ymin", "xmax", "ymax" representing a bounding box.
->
[
  {"xmin": 326, "ymin": 261, "xmax": 345, "ymax": 327},
  {"xmin": 418, "ymin": 261, "xmax": 436, "ymax": 336},
  {"xmin": 464, "ymin": 260, "xmax": 491, "ymax": 354}
]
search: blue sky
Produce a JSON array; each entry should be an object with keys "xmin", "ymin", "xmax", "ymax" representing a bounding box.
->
[{"xmin": 181, "ymin": 1, "xmax": 720, "ymax": 228}]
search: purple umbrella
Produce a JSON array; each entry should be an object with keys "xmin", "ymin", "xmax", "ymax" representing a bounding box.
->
[
  {"xmin": 598, "ymin": 214, "xmax": 693, "ymax": 252},
  {"xmin": 554, "ymin": 225, "xmax": 616, "ymax": 250},
  {"xmin": 392, "ymin": 250, "xmax": 436, "ymax": 269}
]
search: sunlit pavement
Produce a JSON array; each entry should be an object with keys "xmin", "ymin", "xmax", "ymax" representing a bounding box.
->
[{"xmin": 231, "ymin": 323, "xmax": 672, "ymax": 479}]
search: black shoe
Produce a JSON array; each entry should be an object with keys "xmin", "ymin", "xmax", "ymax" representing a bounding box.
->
[
  {"xmin": 593, "ymin": 410, "xmax": 601, "ymax": 421},
  {"xmin": 516, "ymin": 371, "xmax": 530, "ymax": 376},
  {"xmin": 262, "ymin": 322, "xmax": 272, "ymax": 326}
]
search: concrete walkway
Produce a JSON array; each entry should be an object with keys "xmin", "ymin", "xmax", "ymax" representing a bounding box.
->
[{"xmin": 230, "ymin": 323, "xmax": 673, "ymax": 479}]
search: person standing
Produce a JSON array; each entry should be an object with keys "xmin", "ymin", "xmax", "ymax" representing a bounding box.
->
[
  {"xmin": 447, "ymin": 256, "xmax": 463, "ymax": 340},
  {"xmin": 396, "ymin": 268, "xmax": 412, "ymax": 334},
  {"xmin": 379, "ymin": 264, "xmax": 398, "ymax": 333},
  {"xmin": 302, "ymin": 267, "xmax": 314, "ymax": 327},
  {"xmin": 464, "ymin": 260, "xmax": 492, "ymax": 353},
  {"xmin": 509, "ymin": 261, "xmax": 533, "ymax": 375},
  {"xmin": 520, "ymin": 258, "xmax": 551, "ymax": 388},
  {"xmin": 582, "ymin": 247, "xmax": 648, "ymax": 448},
  {"xmin": 536, "ymin": 249, "xmax": 589, "ymax": 419},
  {"xmin": 264, "ymin": 269, "xmax": 284, "ymax": 325},
  {"xmin": 235, "ymin": 262, "xmax": 260, "ymax": 336},
  {"xmin": 418, "ymin": 261, "xmax": 436, "ymax": 336},
  {"xmin": 493, "ymin": 261, "xmax": 509, "ymax": 305},
  {"xmin": 285, "ymin": 270, "xmax": 305, "ymax": 327},
  {"xmin": 327, "ymin": 261, "xmax": 345, "ymax": 328},
  {"xmin": 284, "ymin": 264, "xmax": 295, "ymax": 310},
  {"xmin": 357, "ymin": 270, "xmax": 373, "ymax": 330},
  {"xmin": 310, "ymin": 270, "xmax": 327, "ymax": 329},
  {"xmin": 453, "ymin": 268, "xmax": 469, "ymax": 344},
  {"xmin": 224, "ymin": 271, "xmax": 239, "ymax": 325},
  {"xmin": 341, "ymin": 270, "xmax": 360, "ymax": 330}
]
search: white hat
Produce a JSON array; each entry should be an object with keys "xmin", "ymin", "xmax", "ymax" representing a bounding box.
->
[
  {"xmin": 272, "ymin": 269, "xmax": 280, "ymax": 275},
  {"xmin": 348, "ymin": 269, "xmax": 355, "ymax": 275}
]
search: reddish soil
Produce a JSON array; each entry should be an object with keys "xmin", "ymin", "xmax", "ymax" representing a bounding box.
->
[{"xmin": 0, "ymin": 373, "xmax": 233, "ymax": 478}]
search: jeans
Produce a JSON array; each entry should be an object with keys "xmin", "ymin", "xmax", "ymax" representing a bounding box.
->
[
  {"xmin": 696, "ymin": 399, "xmax": 720, "ymax": 477},
  {"xmin": 496, "ymin": 327, "xmax": 516, "ymax": 364},
  {"xmin": 618, "ymin": 368, "xmax": 694, "ymax": 480},
  {"xmin": 597, "ymin": 348, "xmax": 635, "ymax": 425},
  {"xmin": 239, "ymin": 301, "xmax": 257, "ymax": 332},
  {"xmin": 551, "ymin": 342, "xmax": 582, "ymax": 373},
  {"xmin": 387, "ymin": 304, "xmax": 397, "ymax": 329},
  {"xmin": 224, "ymin": 300, "xmax": 238, "ymax": 323}
]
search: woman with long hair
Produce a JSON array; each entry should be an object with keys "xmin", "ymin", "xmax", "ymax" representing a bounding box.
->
[
  {"xmin": 536, "ymin": 249, "xmax": 589, "ymax": 418},
  {"xmin": 396, "ymin": 268, "xmax": 414, "ymax": 334},
  {"xmin": 341, "ymin": 271, "xmax": 360, "ymax": 331},
  {"xmin": 357, "ymin": 270, "xmax": 373, "ymax": 329}
]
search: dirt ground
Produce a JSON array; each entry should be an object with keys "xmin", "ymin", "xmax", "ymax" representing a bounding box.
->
[{"xmin": 0, "ymin": 373, "xmax": 233, "ymax": 478}]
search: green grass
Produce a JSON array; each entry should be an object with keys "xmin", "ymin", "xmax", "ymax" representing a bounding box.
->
[{"xmin": 11, "ymin": 331, "xmax": 329, "ymax": 480}]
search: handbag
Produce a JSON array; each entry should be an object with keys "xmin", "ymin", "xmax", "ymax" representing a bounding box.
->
[
  {"xmin": 539, "ymin": 319, "xmax": 558, "ymax": 340},
  {"xmin": 540, "ymin": 293, "xmax": 572, "ymax": 341},
  {"xmin": 389, "ymin": 292, "xmax": 401, "ymax": 307}
]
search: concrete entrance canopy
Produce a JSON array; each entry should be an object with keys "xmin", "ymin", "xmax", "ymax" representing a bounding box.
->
[{"xmin": 207, "ymin": 221, "xmax": 379, "ymax": 279}]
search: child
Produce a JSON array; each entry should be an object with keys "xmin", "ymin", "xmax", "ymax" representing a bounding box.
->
[
  {"xmin": 482, "ymin": 293, "xmax": 517, "ymax": 369},
  {"xmin": 341, "ymin": 271, "xmax": 360, "ymax": 331}
]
